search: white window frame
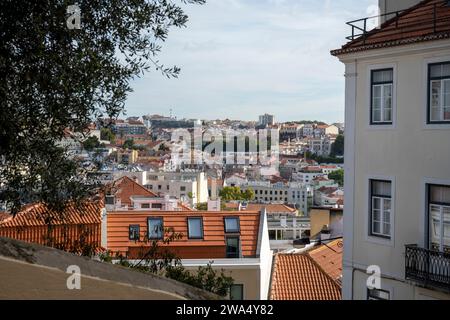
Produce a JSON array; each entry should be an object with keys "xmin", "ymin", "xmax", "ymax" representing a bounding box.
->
[
  {"xmin": 372, "ymin": 83, "xmax": 393, "ymax": 124},
  {"xmin": 371, "ymin": 196, "xmax": 391, "ymax": 238},
  {"xmin": 365, "ymin": 175, "xmax": 395, "ymax": 247},
  {"xmin": 367, "ymin": 64, "xmax": 397, "ymax": 130},
  {"xmin": 429, "ymin": 78, "xmax": 450, "ymax": 123}
]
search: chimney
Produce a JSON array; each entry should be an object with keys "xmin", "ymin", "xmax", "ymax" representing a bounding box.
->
[{"xmin": 211, "ymin": 178, "xmax": 217, "ymax": 200}]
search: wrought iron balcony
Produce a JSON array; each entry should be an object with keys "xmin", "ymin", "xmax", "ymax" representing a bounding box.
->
[
  {"xmin": 405, "ymin": 244, "xmax": 450, "ymax": 291},
  {"xmin": 346, "ymin": 1, "xmax": 450, "ymax": 44}
]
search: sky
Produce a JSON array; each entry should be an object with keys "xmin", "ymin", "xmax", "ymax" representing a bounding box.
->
[{"xmin": 125, "ymin": 0, "xmax": 378, "ymax": 123}]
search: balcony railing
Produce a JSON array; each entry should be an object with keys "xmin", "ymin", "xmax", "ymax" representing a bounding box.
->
[
  {"xmin": 405, "ymin": 244, "xmax": 450, "ymax": 291},
  {"xmin": 346, "ymin": 1, "xmax": 450, "ymax": 44}
]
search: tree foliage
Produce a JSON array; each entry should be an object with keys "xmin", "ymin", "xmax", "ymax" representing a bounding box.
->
[
  {"xmin": 219, "ymin": 186, "xmax": 255, "ymax": 202},
  {"xmin": 328, "ymin": 169, "xmax": 344, "ymax": 187},
  {"xmin": 0, "ymin": 0, "xmax": 205, "ymax": 215},
  {"xmin": 100, "ymin": 128, "xmax": 116, "ymax": 143},
  {"xmin": 330, "ymin": 134, "xmax": 344, "ymax": 157},
  {"xmin": 82, "ymin": 136, "xmax": 101, "ymax": 151}
]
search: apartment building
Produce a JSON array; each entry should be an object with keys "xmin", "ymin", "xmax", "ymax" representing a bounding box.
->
[
  {"xmin": 244, "ymin": 180, "xmax": 312, "ymax": 216},
  {"xmin": 258, "ymin": 114, "xmax": 275, "ymax": 127},
  {"xmin": 332, "ymin": 0, "xmax": 450, "ymax": 300},
  {"xmin": 314, "ymin": 124, "xmax": 339, "ymax": 138},
  {"xmin": 145, "ymin": 171, "xmax": 209, "ymax": 206},
  {"xmin": 104, "ymin": 209, "xmax": 273, "ymax": 300},
  {"xmin": 113, "ymin": 119, "xmax": 147, "ymax": 137},
  {"xmin": 308, "ymin": 136, "xmax": 336, "ymax": 156}
]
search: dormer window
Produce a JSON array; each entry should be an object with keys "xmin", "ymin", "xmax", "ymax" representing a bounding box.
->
[
  {"xmin": 148, "ymin": 217, "xmax": 163, "ymax": 240},
  {"xmin": 188, "ymin": 217, "xmax": 204, "ymax": 239},
  {"xmin": 129, "ymin": 225, "xmax": 140, "ymax": 241},
  {"xmin": 224, "ymin": 217, "xmax": 240, "ymax": 233}
]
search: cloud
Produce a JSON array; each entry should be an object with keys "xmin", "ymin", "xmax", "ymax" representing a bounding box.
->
[{"xmin": 126, "ymin": 0, "xmax": 378, "ymax": 123}]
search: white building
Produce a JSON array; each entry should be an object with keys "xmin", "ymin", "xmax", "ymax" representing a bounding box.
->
[
  {"xmin": 308, "ymin": 136, "xmax": 336, "ymax": 156},
  {"xmin": 145, "ymin": 171, "xmax": 209, "ymax": 206},
  {"xmin": 332, "ymin": 0, "xmax": 450, "ymax": 300},
  {"xmin": 245, "ymin": 181, "xmax": 312, "ymax": 216},
  {"xmin": 302, "ymin": 124, "xmax": 315, "ymax": 137}
]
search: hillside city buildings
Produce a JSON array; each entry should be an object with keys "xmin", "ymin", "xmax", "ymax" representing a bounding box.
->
[{"xmin": 8, "ymin": 0, "xmax": 450, "ymax": 302}]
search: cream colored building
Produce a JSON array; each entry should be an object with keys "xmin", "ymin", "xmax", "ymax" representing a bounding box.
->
[{"xmin": 333, "ymin": 0, "xmax": 450, "ymax": 300}]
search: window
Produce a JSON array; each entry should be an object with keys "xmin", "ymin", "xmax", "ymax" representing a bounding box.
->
[
  {"xmin": 428, "ymin": 184, "xmax": 450, "ymax": 253},
  {"xmin": 105, "ymin": 195, "xmax": 115, "ymax": 205},
  {"xmin": 370, "ymin": 180, "xmax": 392, "ymax": 238},
  {"xmin": 428, "ymin": 62, "xmax": 450, "ymax": 123},
  {"xmin": 151, "ymin": 203, "xmax": 162, "ymax": 209},
  {"xmin": 188, "ymin": 217, "xmax": 203, "ymax": 239},
  {"xmin": 129, "ymin": 225, "xmax": 140, "ymax": 241},
  {"xmin": 230, "ymin": 284, "xmax": 244, "ymax": 300},
  {"xmin": 148, "ymin": 217, "xmax": 163, "ymax": 239},
  {"xmin": 226, "ymin": 237, "xmax": 240, "ymax": 258},
  {"xmin": 141, "ymin": 203, "xmax": 150, "ymax": 209},
  {"xmin": 367, "ymin": 288, "xmax": 390, "ymax": 300},
  {"xmin": 158, "ymin": 185, "xmax": 162, "ymax": 190},
  {"xmin": 268, "ymin": 230, "xmax": 276, "ymax": 240},
  {"xmin": 371, "ymin": 69, "xmax": 393, "ymax": 124},
  {"xmin": 224, "ymin": 217, "xmax": 240, "ymax": 233},
  {"xmin": 180, "ymin": 186, "xmax": 186, "ymax": 192}
]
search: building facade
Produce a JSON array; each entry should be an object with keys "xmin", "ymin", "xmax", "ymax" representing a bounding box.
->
[{"xmin": 333, "ymin": 0, "xmax": 450, "ymax": 300}]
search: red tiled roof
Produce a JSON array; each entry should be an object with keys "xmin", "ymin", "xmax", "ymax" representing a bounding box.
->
[
  {"xmin": 308, "ymin": 239, "xmax": 343, "ymax": 283},
  {"xmin": 0, "ymin": 201, "xmax": 103, "ymax": 251},
  {"xmin": 107, "ymin": 211, "xmax": 261, "ymax": 259},
  {"xmin": 107, "ymin": 176, "xmax": 157, "ymax": 207},
  {"xmin": 332, "ymin": 0, "xmax": 450, "ymax": 56},
  {"xmin": 270, "ymin": 252, "xmax": 342, "ymax": 300},
  {"xmin": 0, "ymin": 212, "xmax": 10, "ymax": 222},
  {"xmin": 0, "ymin": 202, "xmax": 102, "ymax": 227}
]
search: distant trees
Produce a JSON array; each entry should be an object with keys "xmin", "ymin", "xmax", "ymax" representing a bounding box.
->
[
  {"xmin": 219, "ymin": 187, "xmax": 255, "ymax": 202},
  {"xmin": 100, "ymin": 128, "xmax": 115, "ymax": 144},
  {"xmin": 330, "ymin": 134, "xmax": 344, "ymax": 157},
  {"xmin": 329, "ymin": 169, "xmax": 344, "ymax": 187},
  {"xmin": 304, "ymin": 151, "xmax": 344, "ymax": 164},
  {"xmin": 82, "ymin": 136, "xmax": 101, "ymax": 151},
  {"xmin": 123, "ymin": 139, "xmax": 135, "ymax": 150}
]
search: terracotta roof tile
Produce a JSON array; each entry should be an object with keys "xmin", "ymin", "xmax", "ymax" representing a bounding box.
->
[
  {"xmin": 308, "ymin": 239, "xmax": 343, "ymax": 283},
  {"xmin": 332, "ymin": 0, "xmax": 450, "ymax": 56},
  {"xmin": 0, "ymin": 201, "xmax": 103, "ymax": 251},
  {"xmin": 107, "ymin": 176, "xmax": 157, "ymax": 206},
  {"xmin": 270, "ymin": 252, "xmax": 342, "ymax": 300},
  {"xmin": 107, "ymin": 211, "xmax": 261, "ymax": 259},
  {"xmin": 0, "ymin": 202, "xmax": 103, "ymax": 227},
  {"xmin": 0, "ymin": 212, "xmax": 10, "ymax": 222}
]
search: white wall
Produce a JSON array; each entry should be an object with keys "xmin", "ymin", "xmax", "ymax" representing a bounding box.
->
[{"xmin": 339, "ymin": 40, "xmax": 450, "ymax": 299}]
